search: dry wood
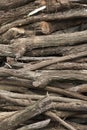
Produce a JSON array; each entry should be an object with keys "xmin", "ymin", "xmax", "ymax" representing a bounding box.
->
[
  {"xmin": 0, "ymin": 31, "xmax": 87, "ymax": 58},
  {"xmin": 53, "ymin": 102, "xmax": 87, "ymax": 112},
  {"xmin": 67, "ymin": 84, "xmax": 87, "ymax": 93},
  {"xmin": 0, "ymin": 3, "xmax": 37, "ymax": 25},
  {"xmin": 1, "ymin": 8, "xmax": 87, "ymax": 34},
  {"xmin": 43, "ymin": 62, "xmax": 87, "ymax": 70},
  {"xmin": 45, "ymin": 86, "xmax": 87, "ymax": 101},
  {"xmin": 0, "ymin": 96, "xmax": 52, "ymax": 130},
  {"xmin": 0, "ymin": 90, "xmax": 86, "ymax": 104},
  {"xmin": 24, "ymin": 43, "xmax": 87, "ymax": 57},
  {"xmin": 0, "ymin": 0, "xmax": 87, "ymax": 129},
  {"xmin": 0, "ymin": 0, "xmax": 33, "ymax": 10},
  {"xmin": 26, "ymin": 51, "xmax": 87, "ymax": 71},
  {"xmin": 46, "ymin": 111, "xmax": 76, "ymax": 130},
  {"xmin": 39, "ymin": 19, "xmax": 87, "ymax": 34},
  {"xmin": 16, "ymin": 119, "xmax": 51, "ymax": 130}
]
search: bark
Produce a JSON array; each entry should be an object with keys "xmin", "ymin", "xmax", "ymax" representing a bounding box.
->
[
  {"xmin": 0, "ymin": 96, "xmax": 52, "ymax": 130},
  {"xmin": 38, "ymin": 19, "xmax": 87, "ymax": 34},
  {"xmin": 67, "ymin": 84, "xmax": 87, "ymax": 93},
  {"xmin": 46, "ymin": 111, "xmax": 76, "ymax": 130},
  {"xmin": 1, "ymin": 8, "xmax": 87, "ymax": 34},
  {"xmin": 16, "ymin": 119, "xmax": 50, "ymax": 130},
  {"xmin": 0, "ymin": 0, "xmax": 33, "ymax": 10},
  {"xmin": 26, "ymin": 51, "xmax": 87, "ymax": 70}
]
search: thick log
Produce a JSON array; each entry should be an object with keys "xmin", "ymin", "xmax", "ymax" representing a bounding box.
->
[
  {"xmin": 0, "ymin": 112, "xmax": 16, "ymax": 121},
  {"xmin": 0, "ymin": 30, "xmax": 87, "ymax": 58},
  {"xmin": 0, "ymin": 96, "xmax": 52, "ymax": 130},
  {"xmin": 1, "ymin": 8, "xmax": 87, "ymax": 34},
  {"xmin": 25, "ymin": 43, "xmax": 87, "ymax": 57},
  {"xmin": 33, "ymin": 70, "xmax": 87, "ymax": 87},
  {"xmin": 39, "ymin": 18, "xmax": 87, "ymax": 34},
  {"xmin": 2, "ymin": 31, "xmax": 86, "ymax": 58}
]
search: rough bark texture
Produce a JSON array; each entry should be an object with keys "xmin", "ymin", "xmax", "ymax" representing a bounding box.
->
[{"xmin": 0, "ymin": 0, "xmax": 87, "ymax": 130}]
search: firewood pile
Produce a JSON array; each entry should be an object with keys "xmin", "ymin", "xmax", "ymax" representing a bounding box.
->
[{"xmin": 0, "ymin": 0, "xmax": 87, "ymax": 130}]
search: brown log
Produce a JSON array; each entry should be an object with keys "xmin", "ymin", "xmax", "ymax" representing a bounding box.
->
[
  {"xmin": 43, "ymin": 62, "xmax": 87, "ymax": 70},
  {"xmin": 0, "ymin": 30, "xmax": 87, "ymax": 58},
  {"xmin": 16, "ymin": 119, "xmax": 50, "ymax": 130},
  {"xmin": 53, "ymin": 102, "xmax": 87, "ymax": 112},
  {"xmin": 39, "ymin": 18, "xmax": 87, "ymax": 34},
  {"xmin": 0, "ymin": 84, "xmax": 28, "ymax": 93},
  {"xmin": 45, "ymin": 86, "xmax": 87, "ymax": 101},
  {"xmin": 0, "ymin": 96, "xmax": 52, "ymax": 130},
  {"xmin": 33, "ymin": 70, "xmax": 87, "ymax": 87},
  {"xmin": 1, "ymin": 8, "xmax": 87, "ymax": 34},
  {"xmin": 67, "ymin": 84, "xmax": 87, "ymax": 93},
  {"xmin": 6, "ymin": 30, "xmax": 87, "ymax": 58},
  {"xmin": 1, "ymin": 90, "xmax": 86, "ymax": 104},
  {"xmin": 45, "ymin": 0, "xmax": 86, "ymax": 13},
  {"xmin": 26, "ymin": 51, "xmax": 87, "ymax": 71},
  {"xmin": 0, "ymin": 77, "xmax": 33, "ymax": 88},
  {"xmin": 0, "ymin": 27, "xmax": 35, "ymax": 44},
  {"xmin": 0, "ymin": 3, "xmax": 37, "ymax": 26},
  {"xmin": 25, "ymin": 43, "xmax": 87, "ymax": 57},
  {"xmin": 0, "ymin": 112, "xmax": 16, "ymax": 121},
  {"xmin": 46, "ymin": 111, "xmax": 76, "ymax": 130},
  {"xmin": 0, "ymin": 94, "xmax": 31, "ymax": 107},
  {"xmin": 0, "ymin": 0, "xmax": 33, "ymax": 10}
]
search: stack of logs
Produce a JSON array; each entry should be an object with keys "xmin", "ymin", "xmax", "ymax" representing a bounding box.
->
[{"xmin": 0, "ymin": 0, "xmax": 87, "ymax": 130}]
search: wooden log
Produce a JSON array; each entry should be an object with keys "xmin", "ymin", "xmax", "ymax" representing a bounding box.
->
[
  {"xmin": 0, "ymin": 27, "xmax": 35, "ymax": 44},
  {"xmin": 0, "ymin": 69, "xmax": 87, "ymax": 87},
  {"xmin": 39, "ymin": 19, "xmax": 87, "ymax": 34},
  {"xmin": 1, "ymin": 105, "xmax": 24, "ymax": 111},
  {"xmin": 0, "ymin": 90, "xmax": 86, "ymax": 104},
  {"xmin": 1, "ymin": 8, "xmax": 87, "ymax": 34},
  {"xmin": 0, "ymin": 112, "xmax": 16, "ymax": 121},
  {"xmin": 43, "ymin": 62, "xmax": 87, "ymax": 70},
  {"xmin": 24, "ymin": 44, "xmax": 87, "ymax": 57},
  {"xmin": 45, "ymin": 1, "xmax": 86, "ymax": 13},
  {"xmin": 71, "ymin": 0, "xmax": 87, "ymax": 4},
  {"xmin": 45, "ymin": 86, "xmax": 87, "ymax": 101},
  {"xmin": 0, "ymin": 30, "xmax": 87, "ymax": 58},
  {"xmin": 26, "ymin": 51, "xmax": 87, "ymax": 71},
  {"xmin": 16, "ymin": 119, "xmax": 51, "ymax": 130},
  {"xmin": 67, "ymin": 84, "xmax": 87, "ymax": 93},
  {"xmin": 0, "ymin": 0, "xmax": 33, "ymax": 10},
  {"xmin": 0, "ymin": 77, "xmax": 33, "ymax": 88},
  {"xmin": 0, "ymin": 96, "xmax": 52, "ymax": 130},
  {"xmin": 0, "ymin": 84, "xmax": 28, "ymax": 93},
  {"xmin": 0, "ymin": 3, "xmax": 37, "ymax": 25},
  {"xmin": 4, "ymin": 30, "xmax": 87, "ymax": 58},
  {"xmin": 46, "ymin": 111, "xmax": 76, "ymax": 130},
  {"xmin": 0, "ymin": 94, "xmax": 31, "ymax": 107},
  {"xmin": 53, "ymin": 102, "xmax": 87, "ymax": 112},
  {"xmin": 33, "ymin": 70, "xmax": 87, "ymax": 87}
]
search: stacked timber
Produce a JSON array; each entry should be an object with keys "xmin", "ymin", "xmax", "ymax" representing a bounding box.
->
[{"xmin": 0, "ymin": 0, "xmax": 87, "ymax": 130}]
